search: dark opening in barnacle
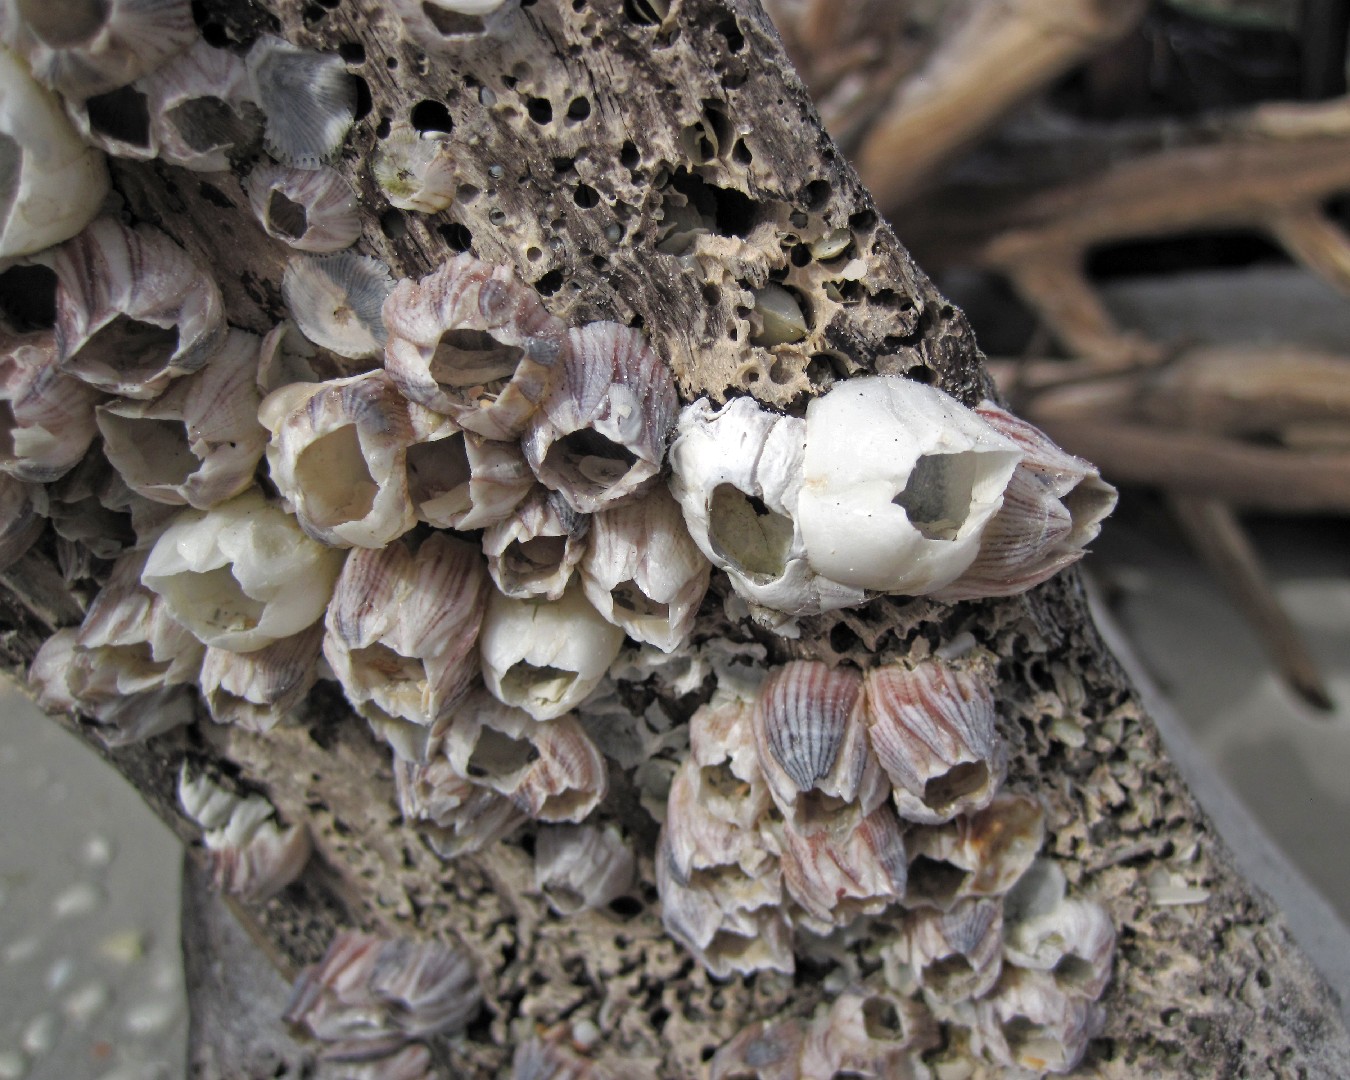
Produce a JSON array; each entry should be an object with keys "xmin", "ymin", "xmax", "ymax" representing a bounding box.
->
[
  {"xmin": 16, "ymin": 0, "xmax": 109, "ymax": 47},
  {"xmin": 1002, "ymin": 1018, "xmax": 1058, "ymax": 1065},
  {"xmin": 0, "ymin": 265, "xmax": 57, "ymax": 332},
  {"xmin": 429, "ymin": 329, "xmax": 523, "ymax": 389},
  {"xmin": 892, "ymin": 451, "xmax": 979, "ymax": 541},
  {"xmin": 546, "ymin": 428, "xmax": 637, "ymax": 491},
  {"xmin": 85, "ymin": 86, "xmax": 153, "ymax": 148},
  {"xmin": 795, "ymin": 788, "xmax": 853, "ymax": 831},
  {"xmin": 293, "ymin": 423, "xmax": 377, "ymax": 527},
  {"xmin": 266, "ymin": 189, "xmax": 308, "ymax": 240},
  {"xmin": 501, "ymin": 663, "xmax": 578, "ymax": 708},
  {"xmin": 502, "ymin": 536, "xmax": 567, "ymax": 577},
  {"xmin": 1052, "ymin": 955, "xmax": 1098, "ymax": 991},
  {"xmin": 406, "ymin": 435, "xmax": 471, "ymax": 514},
  {"xmin": 923, "ymin": 761, "xmax": 990, "ymax": 812},
  {"xmin": 924, "ymin": 954, "xmax": 976, "ymax": 995},
  {"xmin": 466, "ymin": 728, "xmax": 539, "ymax": 779},
  {"xmin": 98, "ymin": 415, "xmax": 195, "ymax": 487},
  {"xmin": 168, "ymin": 96, "xmax": 256, "ymax": 154},
  {"xmin": 861, "ymin": 998, "xmax": 903, "ymax": 1041},
  {"xmin": 611, "ymin": 580, "xmax": 668, "ymax": 620},
  {"xmin": 905, "ymin": 855, "xmax": 968, "ymax": 908},
  {"xmin": 699, "ymin": 763, "xmax": 747, "ymax": 802},
  {"xmin": 350, "ymin": 641, "xmax": 425, "ymax": 686},
  {"xmin": 708, "ymin": 484, "xmax": 793, "ymax": 578},
  {"xmin": 69, "ymin": 316, "xmax": 180, "ymax": 382}
]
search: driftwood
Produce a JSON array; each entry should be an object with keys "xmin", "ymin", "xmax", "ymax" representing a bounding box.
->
[{"xmin": 3, "ymin": 0, "xmax": 1350, "ymax": 1076}]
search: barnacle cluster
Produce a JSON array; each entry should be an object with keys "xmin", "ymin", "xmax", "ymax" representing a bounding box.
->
[{"xmin": 0, "ymin": 3, "xmax": 1123, "ymax": 1075}]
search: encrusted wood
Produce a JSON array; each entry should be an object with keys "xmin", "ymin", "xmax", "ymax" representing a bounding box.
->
[{"xmin": 2, "ymin": 0, "xmax": 1348, "ymax": 1075}]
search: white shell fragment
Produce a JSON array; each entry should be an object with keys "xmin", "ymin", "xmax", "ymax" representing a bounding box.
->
[
  {"xmin": 799, "ymin": 376, "xmax": 1023, "ymax": 595},
  {"xmin": 580, "ymin": 485, "xmax": 711, "ymax": 652},
  {"xmin": 283, "ymin": 253, "xmax": 394, "ymax": 360},
  {"xmin": 246, "ymin": 36, "xmax": 355, "ymax": 169},
  {"xmin": 483, "ymin": 487, "xmax": 589, "ymax": 600},
  {"xmin": 45, "ymin": 217, "xmax": 227, "ymax": 399},
  {"xmin": 141, "ymin": 488, "xmax": 346, "ymax": 652},
  {"xmin": 533, "ymin": 823, "xmax": 636, "ymax": 915},
  {"xmin": 522, "ymin": 321, "xmax": 679, "ymax": 513},
  {"xmin": 382, "ymin": 253, "xmax": 567, "ymax": 440},
  {"xmin": 0, "ymin": 44, "xmax": 109, "ymax": 257},
  {"xmin": 479, "ymin": 584, "xmax": 624, "ymax": 721},
  {"xmin": 97, "ymin": 328, "xmax": 266, "ymax": 509},
  {"xmin": 199, "ymin": 623, "xmax": 323, "ymax": 733},
  {"xmin": 261, "ymin": 371, "xmax": 418, "ymax": 548},
  {"xmin": 0, "ymin": 332, "xmax": 102, "ymax": 486},
  {"xmin": 406, "ymin": 421, "xmax": 534, "ymax": 530},
  {"xmin": 324, "ymin": 534, "xmax": 487, "ymax": 756},
  {"xmin": 373, "ymin": 125, "xmax": 458, "ymax": 213},
  {"xmin": 247, "ymin": 164, "xmax": 361, "ymax": 252}
]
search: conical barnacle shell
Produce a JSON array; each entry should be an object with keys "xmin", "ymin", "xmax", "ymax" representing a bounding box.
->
[
  {"xmin": 41, "ymin": 218, "xmax": 227, "ymax": 399},
  {"xmin": 394, "ymin": 755, "xmax": 526, "ymax": 857},
  {"xmin": 483, "ymin": 486, "xmax": 589, "ymax": 600},
  {"xmin": 139, "ymin": 39, "xmax": 261, "ymax": 171},
  {"xmin": 668, "ymin": 396, "xmax": 863, "ymax": 616},
  {"xmin": 689, "ymin": 686, "xmax": 762, "ymax": 786},
  {"xmin": 533, "ymin": 823, "xmax": 636, "ymax": 915},
  {"xmin": 324, "ymin": 533, "xmax": 487, "ymax": 752},
  {"xmin": 751, "ymin": 660, "xmax": 886, "ymax": 831},
  {"xmin": 799, "ymin": 376, "xmax": 1023, "ymax": 595},
  {"xmin": 0, "ymin": 473, "xmax": 43, "ymax": 571},
  {"xmin": 905, "ymin": 793, "xmax": 1046, "ymax": 910},
  {"xmin": 863, "ymin": 659, "xmax": 1007, "ymax": 825},
  {"xmin": 656, "ymin": 833, "xmax": 794, "ymax": 978},
  {"xmin": 97, "ymin": 328, "xmax": 266, "ymax": 509},
  {"xmin": 141, "ymin": 488, "xmax": 346, "ymax": 652},
  {"xmin": 256, "ymin": 318, "xmax": 374, "ymax": 395},
  {"xmin": 664, "ymin": 754, "xmax": 776, "ymax": 882},
  {"xmin": 381, "ymin": 253, "xmax": 567, "ymax": 440},
  {"xmin": 284, "ymin": 252, "xmax": 393, "ymax": 360},
  {"xmin": 894, "ymin": 898, "xmax": 1004, "ymax": 1005},
  {"xmin": 580, "ymin": 485, "xmax": 710, "ymax": 652},
  {"xmin": 284, "ymin": 930, "xmax": 482, "ymax": 1046},
  {"xmin": 798, "ymin": 991, "xmax": 939, "ymax": 1078},
  {"xmin": 372, "ymin": 124, "xmax": 458, "ymax": 213},
  {"xmin": 246, "ymin": 36, "xmax": 355, "ymax": 169},
  {"xmin": 1003, "ymin": 859, "xmax": 1115, "ymax": 1000},
  {"xmin": 0, "ymin": 331, "xmax": 101, "ymax": 481},
  {"xmin": 521, "ymin": 322, "xmax": 678, "ymax": 514},
  {"xmin": 932, "ymin": 402, "xmax": 1118, "ymax": 602},
  {"xmin": 247, "ymin": 164, "xmax": 361, "ymax": 252},
  {"xmin": 0, "ymin": 44, "xmax": 108, "ymax": 256},
  {"xmin": 0, "ymin": 0, "xmax": 196, "ymax": 100},
  {"xmin": 709, "ymin": 1018, "xmax": 805, "ymax": 1080},
  {"xmin": 261, "ymin": 370, "xmax": 417, "ymax": 548},
  {"xmin": 779, "ymin": 801, "xmax": 907, "ymax": 930},
  {"xmin": 479, "ymin": 583, "xmax": 624, "ymax": 721},
  {"xmin": 199, "ymin": 623, "xmax": 323, "ymax": 733},
  {"xmin": 405, "ymin": 417, "xmax": 534, "ymax": 530},
  {"xmin": 971, "ymin": 967, "xmax": 1103, "ymax": 1074},
  {"xmin": 442, "ymin": 690, "xmax": 607, "ymax": 822}
]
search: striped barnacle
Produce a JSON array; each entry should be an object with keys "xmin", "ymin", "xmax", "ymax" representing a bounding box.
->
[
  {"xmin": 0, "ymin": 330, "xmax": 101, "ymax": 482},
  {"xmin": 533, "ymin": 823, "xmax": 637, "ymax": 915},
  {"xmin": 0, "ymin": 473, "xmax": 43, "ymax": 570},
  {"xmin": 405, "ymin": 418, "xmax": 535, "ymax": 530},
  {"xmin": 395, "ymin": 753, "xmax": 527, "ymax": 857},
  {"xmin": 198, "ymin": 624, "xmax": 324, "ymax": 734},
  {"xmin": 483, "ymin": 486, "xmax": 590, "ymax": 601},
  {"xmin": 246, "ymin": 36, "xmax": 355, "ymax": 169},
  {"xmin": 246, "ymin": 164, "xmax": 361, "ymax": 253},
  {"xmin": 282, "ymin": 252, "xmax": 394, "ymax": 360}
]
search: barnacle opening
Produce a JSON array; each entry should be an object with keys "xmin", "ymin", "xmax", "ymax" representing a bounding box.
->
[
  {"xmin": 267, "ymin": 189, "xmax": 309, "ymax": 240},
  {"xmin": 892, "ymin": 452, "xmax": 979, "ymax": 541},
  {"xmin": 611, "ymin": 580, "xmax": 668, "ymax": 620},
  {"xmin": 16, "ymin": 0, "xmax": 109, "ymax": 47},
  {"xmin": 0, "ymin": 403, "xmax": 18, "ymax": 457},
  {"xmin": 905, "ymin": 856, "xmax": 968, "ymax": 908},
  {"xmin": 795, "ymin": 788, "xmax": 854, "ymax": 831},
  {"xmin": 706, "ymin": 930, "xmax": 770, "ymax": 966},
  {"xmin": 700, "ymin": 763, "xmax": 748, "ymax": 802},
  {"xmin": 923, "ymin": 761, "xmax": 990, "ymax": 812},
  {"xmin": 430, "ymin": 329, "xmax": 522, "ymax": 390},
  {"xmin": 293, "ymin": 424, "xmax": 377, "ymax": 527},
  {"xmin": 406, "ymin": 435, "xmax": 471, "ymax": 513},
  {"xmin": 500, "ymin": 663, "xmax": 578, "ymax": 709},
  {"xmin": 350, "ymin": 642, "xmax": 425, "ymax": 687},
  {"xmin": 0, "ymin": 265, "xmax": 58, "ymax": 332},
  {"xmin": 862, "ymin": 997, "xmax": 904, "ymax": 1041},
  {"xmin": 502, "ymin": 536, "xmax": 568, "ymax": 579},
  {"xmin": 543, "ymin": 884, "xmax": 587, "ymax": 913},
  {"xmin": 85, "ymin": 86, "xmax": 153, "ymax": 147},
  {"xmin": 707, "ymin": 485, "xmax": 792, "ymax": 578},
  {"xmin": 544, "ymin": 429, "xmax": 638, "ymax": 492},
  {"xmin": 1062, "ymin": 476, "xmax": 1118, "ymax": 537},
  {"xmin": 923, "ymin": 954, "xmax": 975, "ymax": 995},
  {"xmin": 160, "ymin": 566, "xmax": 265, "ymax": 636},
  {"xmin": 69, "ymin": 316, "xmax": 180, "ymax": 382},
  {"xmin": 168, "ymin": 97, "xmax": 257, "ymax": 154},
  {"xmin": 1002, "ymin": 1019, "xmax": 1063, "ymax": 1069},
  {"xmin": 100, "ymin": 416, "xmax": 196, "ymax": 488},
  {"xmin": 1052, "ymin": 954, "xmax": 1098, "ymax": 991},
  {"xmin": 98, "ymin": 643, "xmax": 174, "ymax": 681},
  {"xmin": 536, "ymin": 790, "xmax": 594, "ymax": 821},
  {"xmin": 466, "ymin": 727, "xmax": 539, "ymax": 779}
]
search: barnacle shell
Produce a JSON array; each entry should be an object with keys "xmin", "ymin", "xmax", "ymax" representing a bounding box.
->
[
  {"xmin": 533, "ymin": 823, "xmax": 636, "ymax": 915},
  {"xmin": 97, "ymin": 328, "xmax": 266, "ymax": 508},
  {"xmin": 1003, "ymin": 859, "xmax": 1115, "ymax": 1000},
  {"xmin": 895, "ymin": 898, "xmax": 1004, "ymax": 1005},
  {"xmin": 199, "ymin": 623, "xmax": 323, "ymax": 733},
  {"xmin": 580, "ymin": 485, "xmax": 711, "ymax": 652},
  {"xmin": 483, "ymin": 487, "xmax": 589, "ymax": 600},
  {"xmin": 779, "ymin": 801, "xmax": 908, "ymax": 930},
  {"xmin": 668, "ymin": 396, "xmax": 863, "ymax": 616},
  {"xmin": 395, "ymin": 754, "xmax": 526, "ymax": 857},
  {"xmin": 971, "ymin": 967, "xmax": 1104, "ymax": 1074},
  {"xmin": 246, "ymin": 36, "xmax": 355, "ymax": 169},
  {"xmin": 324, "ymin": 534, "xmax": 487, "ymax": 757},
  {"xmin": 798, "ymin": 991, "xmax": 939, "ymax": 1078},
  {"xmin": 863, "ymin": 659, "xmax": 1007, "ymax": 825},
  {"xmin": 406, "ymin": 420, "xmax": 534, "ymax": 530},
  {"xmin": 1, "ymin": 0, "xmax": 196, "ymax": 101},
  {"xmin": 799, "ymin": 376, "xmax": 1023, "ymax": 594},
  {"xmin": 932, "ymin": 402, "xmax": 1119, "ymax": 601},
  {"xmin": 522, "ymin": 322, "xmax": 678, "ymax": 514},
  {"xmin": 373, "ymin": 124, "xmax": 458, "ymax": 213},
  {"xmin": 261, "ymin": 371, "xmax": 417, "ymax": 548},
  {"xmin": 0, "ymin": 44, "xmax": 108, "ymax": 257},
  {"xmin": 479, "ymin": 584, "xmax": 624, "ymax": 721},
  {"xmin": 0, "ymin": 473, "xmax": 43, "ymax": 570},
  {"xmin": 141, "ymin": 488, "xmax": 346, "ymax": 652},
  {"xmin": 283, "ymin": 253, "xmax": 393, "ymax": 360},
  {"xmin": 382, "ymin": 253, "xmax": 567, "ymax": 440},
  {"xmin": 142, "ymin": 40, "xmax": 261, "ymax": 171},
  {"xmin": 709, "ymin": 1018, "xmax": 805, "ymax": 1080},
  {"xmin": 42, "ymin": 445, "xmax": 135, "ymax": 561},
  {"xmin": 247, "ymin": 164, "xmax": 361, "ymax": 252},
  {"xmin": 0, "ymin": 331, "xmax": 101, "ymax": 481},
  {"xmin": 45, "ymin": 217, "xmax": 227, "ymax": 398},
  {"xmin": 905, "ymin": 793, "xmax": 1046, "ymax": 910}
]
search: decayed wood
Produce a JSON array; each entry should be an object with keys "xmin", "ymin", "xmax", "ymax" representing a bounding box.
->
[{"xmin": 4, "ymin": 0, "xmax": 1350, "ymax": 1076}]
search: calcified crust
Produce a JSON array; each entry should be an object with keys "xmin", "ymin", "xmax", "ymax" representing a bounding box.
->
[
  {"xmin": 0, "ymin": 473, "xmax": 43, "ymax": 570},
  {"xmin": 863, "ymin": 658, "xmax": 1007, "ymax": 825},
  {"xmin": 382, "ymin": 253, "xmax": 567, "ymax": 440},
  {"xmin": 98, "ymin": 328, "xmax": 265, "ymax": 509},
  {"xmin": 324, "ymin": 534, "xmax": 487, "ymax": 750},
  {"xmin": 406, "ymin": 420, "xmax": 534, "ymax": 530},
  {"xmin": 247, "ymin": 164, "xmax": 361, "ymax": 252},
  {"xmin": 522, "ymin": 321, "xmax": 678, "ymax": 513},
  {"xmin": 482, "ymin": 487, "xmax": 588, "ymax": 600},
  {"xmin": 283, "ymin": 253, "xmax": 394, "ymax": 360},
  {"xmin": 41, "ymin": 218, "xmax": 226, "ymax": 399},
  {"xmin": 533, "ymin": 824, "xmax": 636, "ymax": 915},
  {"xmin": 0, "ymin": 0, "xmax": 196, "ymax": 100},
  {"xmin": 0, "ymin": 44, "xmax": 108, "ymax": 257},
  {"xmin": 199, "ymin": 623, "xmax": 323, "ymax": 733},
  {"xmin": 141, "ymin": 488, "xmax": 346, "ymax": 652},
  {"xmin": 0, "ymin": 332, "xmax": 101, "ymax": 481},
  {"xmin": 262, "ymin": 371, "xmax": 418, "ymax": 548},
  {"xmin": 246, "ymin": 36, "xmax": 355, "ymax": 169},
  {"xmin": 372, "ymin": 124, "xmax": 458, "ymax": 213},
  {"xmin": 580, "ymin": 485, "xmax": 711, "ymax": 652}
]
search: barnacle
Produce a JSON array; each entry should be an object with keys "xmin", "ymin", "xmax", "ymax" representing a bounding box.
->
[
  {"xmin": 0, "ymin": 331, "xmax": 101, "ymax": 482},
  {"xmin": 247, "ymin": 164, "xmax": 361, "ymax": 252},
  {"xmin": 282, "ymin": 252, "xmax": 394, "ymax": 360},
  {"xmin": 246, "ymin": 36, "xmax": 355, "ymax": 169}
]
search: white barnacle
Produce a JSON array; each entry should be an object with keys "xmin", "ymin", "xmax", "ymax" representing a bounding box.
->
[
  {"xmin": 247, "ymin": 164, "xmax": 361, "ymax": 252},
  {"xmin": 141, "ymin": 488, "xmax": 346, "ymax": 652},
  {"xmin": 372, "ymin": 123, "xmax": 458, "ymax": 213},
  {"xmin": 971, "ymin": 967, "xmax": 1104, "ymax": 1074},
  {"xmin": 246, "ymin": 36, "xmax": 355, "ymax": 169},
  {"xmin": 0, "ymin": 44, "xmax": 108, "ymax": 257},
  {"xmin": 140, "ymin": 40, "xmax": 261, "ymax": 171},
  {"xmin": 283, "ymin": 252, "xmax": 394, "ymax": 360},
  {"xmin": 0, "ymin": 331, "xmax": 102, "ymax": 482},
  {"xmin": 533, "ymin": 823, "xmax": 637, "ymax": 915},
  {"xmin": 798, "ymin": 375, "xmax": 1023, "ymax": 595},
  {"xmin": 1003, "ymin": 859, "xmax": 1115, "ymax": 1000}
]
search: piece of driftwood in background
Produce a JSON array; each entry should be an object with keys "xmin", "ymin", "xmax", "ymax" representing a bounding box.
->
[{"xmin": 2, "ymin": 0, "xmax": 1349, "ymax": 1074}]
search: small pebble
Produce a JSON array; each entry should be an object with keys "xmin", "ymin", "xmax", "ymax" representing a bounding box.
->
[
  {"xmin": 0, "ymin": 1051, "xmax": 26, "ymax": 1080},
  {"xmin": 124, "ymin": 998, "xmax": 178, "ymax": 1038},
  {"xmin": 570, "ymin": 1018, "xmax": 600, "ymax": 1050},
  {"xmin": 19, "ymin": 1014, "xmax": 58, "ymax": 1057},
  {"xmin": 3, "ymin": 938, "xmax": 40, "ymax": 966},
  {"xmin": 45, "ymin": 957, "xmax": 74, "ymax": 992},
  {"xmin": 79, "ymin": 834, "xmax": 115, "ymax": 870},
  {"xmin": 63, "ymin": 981, "xmax": 112, "ymax": 1027},
  {"xmin": 52, "ymin": 881, "xmax": 103, "ymax": 920},
  {"xmin": 98, "ymin": 930, "xmax": 146, "ymax": 965}
]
